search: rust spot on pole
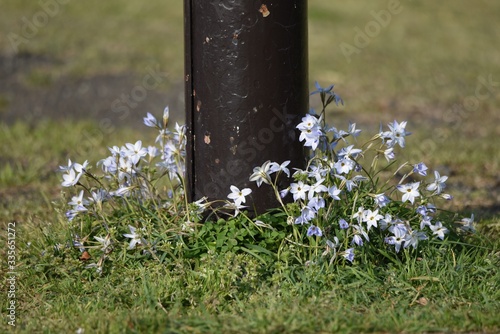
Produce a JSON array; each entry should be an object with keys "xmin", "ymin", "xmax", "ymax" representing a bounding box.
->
[{"xmin": 259, "ymin": 4, "xmax": 270, "ymax": 18}]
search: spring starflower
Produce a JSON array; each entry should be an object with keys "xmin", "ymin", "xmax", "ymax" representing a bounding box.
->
[
  {"xmin": 61, "ymin": 168, "xmax": 82, "ymax": 187},
  {"xmin": 413, "ymin": 162, "xmax": 428, "ymax": 176},
  {"xmin": 68, "ymin": 190, "xmax": 89, "ymax": 211},
  {"xmin": 397, "ymin": 182, "xmax": 421, "ymax": 204},
  {"xmin": 143, "ymin": 112, "xmax": 159, "ymax": 128},
  {"xmin": 269, "ymin": 160, "xmax": 291, "ymax": 177},
  {"xmin": 249, "ymin": 161, "xmax": 272, "ymax": 187},
  {"xmin": 290, "ymin": 181, "xmax": 311, "ymax": 202},
  {"xmin": 123, "ymin": 225, "xmax": 147, "ymax": 250},
  {"xmin": 227, "ymin": 185, "xmax": 252, "ymax": 206},
  {"xmin": 343, "ymin": 248, "xmax": 355, "ymax": 263},
  {"xmin": 307, "ymin": 225, "xmax": 323, "ymax": 237},
  {"xmin": 404, "ymin": 230, "xmax": 428, "ymax": 249},
  {"xmin": 385, "ymin": 227, "xmax": 406, "ymax": 252},
  {"xmin": 363, "ymin": 208, "xmax": 383, "ymax": 231},
  {"xmin": 339, "ymin": 218, "xmax": 349, "ymax": 229},
  {"xmin": 426, "ymin": 171, "xmax": 448, "ymax": 194},
  {"xmin": 123, "ymin": 140, "xmax": 148, "ymax": 165},
  {"xmin": 458, "ymin": 214, "xmax": 475, "ymax": 232},
  {"xmin": 430, "ymin": 221, "xmax": 449, "ymax": 240},
  {"xmin": 94, "ymin": 235, "xmax": 112, "ymax": 252},
  {"xmin": 334, "ymin": 158, "xmax": 355, "ymax": 174},
  {"xmin": 328, "ymin": 185, "xmax": 341, "ymax": 200}
]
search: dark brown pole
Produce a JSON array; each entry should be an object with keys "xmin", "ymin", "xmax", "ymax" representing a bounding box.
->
[{"xmin": 185, "ymin": 1, "xmax": 308, "ymax": 215}]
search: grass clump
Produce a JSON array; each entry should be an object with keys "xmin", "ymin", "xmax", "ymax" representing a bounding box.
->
[{"xmin": 3, "ymin": 86, "xmax": 497, "ymax": 333}]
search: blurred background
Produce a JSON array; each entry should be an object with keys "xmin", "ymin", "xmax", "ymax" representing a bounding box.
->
[{"xmin": 1, "ymin": 0, "xmax": 499, "ymax": 222}]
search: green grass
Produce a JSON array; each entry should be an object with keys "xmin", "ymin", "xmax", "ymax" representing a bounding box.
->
[{"xmin": 1, "ymin": 1, "xmax": 500, "ymax": 333}]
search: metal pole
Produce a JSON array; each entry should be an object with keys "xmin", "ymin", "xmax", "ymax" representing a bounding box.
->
[{"xmin": 185, "ymin": 1, "xmax": 308, "ymax": 215}]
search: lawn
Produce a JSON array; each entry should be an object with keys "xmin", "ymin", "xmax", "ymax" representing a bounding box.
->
[{"xmin": 1, "ymin": 1, "xmax": 499, "ymax": 333}]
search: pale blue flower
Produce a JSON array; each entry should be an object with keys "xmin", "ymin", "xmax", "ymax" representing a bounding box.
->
[
  {"xmin": 458, "ymin": 214, "xmax": 475, "ymax": 232},
  {"xmin": 307, "ymin": 225, "xmax": 323, "ymax": 237},
  {"xmin": 65, "ymin": 209, "xmax": 79, "ymax": 221},
  {"xmin": 308, "ymin": 196, "xmax": 325, "ymax": 211},
  {"xmin": 384, "ymin": 148, "xmax": 395, "ymax": 161},
  {"xmin": 426, "ymin": 171, "xmax": 448, "ymax": 194},
  {"xmin": 68, "ymin": 190, "xmax": 90, "ymax": 210},
  {"xmin": 404, "ymin": 230, "xmax": 428, "ymax": 249},
  {"xmin": 420, "ymin": 216, "xmax": 432, "ymax": 230},
  {"xmin": 308, "ymin": 178, "xmax": 328, "ymax": 200},
  {"xmin": 335, "ymin": 174, "xmax": 360, "ymax": 192},
  {"xmin": 343, "ymin": 248, "xmax": 355, "ymax": 263},
  {"xmin": 374, "ymin": 193, "xmax": 390, "ymax": 207},
  {"xmin": 338, "ymin": 145, "xmax": 362, "ymax": 160},
  {"xmin": 269, "ymin": 160, "xmax": 291, "ymax": 177},
  {"xmin": 339, "ymin": 218, "xmax": 349, "ymax": 229},
  {"xmin": 296, "ymin": 114, "xmax": 319, "ymax": 131},
  {"xmin": 379, "ymin": 214, "xmax": 393, "ymax": 230},
  {"xmin": 123, "ymin": 140, "xmax": 148, "ymax": 165},
  {"xmin": 385, "ymin": 227, "xmax": 406, "ymax": 252},
  {"xmin": 351, "ymin": 234, "xmax": 363, "ymax": 246},
  {"xmin": 94, "ymin": 235, "xmax": 112, "ymax": 252},
  {"xmin": 413, "ymin": 162, "xmax": 428, "ymax": 176},
  {"xmin": 416, "ymin": 205, "xmax": 428, "ymax": 216},
  {"xmin": 387, "ymin": 120, "xmax": 411, "ymax": 148},
  {"xmin": 295, "ymin": 206, "xmax": 315, "ymax": 225},
  {"xmin": 299, "ymin": 127, "xmax": 322, "ymax": 150},
  {"xmin": 328, "ymin": 185, "xmax": 341, "ymax": 200},
  {"xmin": 310, "ymin": 82, "xmax": 344, "ymax": 105},
  {"xmin": 143, "ymin": 112, "xmax": 158, "ymax": 128}
]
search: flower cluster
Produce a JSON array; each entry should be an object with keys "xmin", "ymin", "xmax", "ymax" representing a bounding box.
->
[
  {"xmin": 58, "ymin": 83, "xmax": 476, "ymax": 272},
  {"xmin": 59, "ymin": 107, "xmax": 187, "ymax": 272},
  {"xmin": 246, "ymin": 83, "xmax": 474, "ymax": 264}
]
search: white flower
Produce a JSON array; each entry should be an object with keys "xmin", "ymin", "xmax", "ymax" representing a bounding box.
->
[
  {"xmin": 123, "ymin": 140, "xmax": 148, "ymax": 165},
  {"xmin": 363, "ymin": 209, "xmax": 383, "ymax": 231},
  {"xmin": 308, "ymin": 178, "xmax": 328, "ymax": 200},
  {"xmin": 123, "ymin": 225, "xmax": 147, "ymax": 250},
  {"xmin": 290, "ymin": 181, "xmax": 311, "ymax": 202},
  {"xmin": 397, "ymin": 182, "xmax": 421, "ymax": 204},
  {"xmin": 61, "ymin": 168, "xmax": 82, "ymax": 187},
  {"xmin": 94, "ymin": 235, "xmax": 112, "ymax": 252},
  {"xmin": 458, "ymin": 214, "xmax": 475, "ymax": 232},
  {"xmin": 68, "ymin": 190, "xmax": 89, "ymax": 211},
  {"xmin": 269, "ymin": 160, "xmax": 291, "ymax": 177},
  {"xmin": 249, "ymin": 161, "xmax": 272, "ymax": 187},
  {"xmin": 334, "ymin": 158, "xmax": 355, "ymax": 174},
  {"xmin": 430, "ymin": 221, "xmax": 449, "ymax": 240},
  {"xmin": 426, "ymin": 171, "xmax": 448, "ymax": 194},
  {"xmin": 227, "ymin": 185, "xmax": 252, "ymax": 206},
  {"xmin": 328, "ymin": 185, "xmax": 341, "ymax": 200}
]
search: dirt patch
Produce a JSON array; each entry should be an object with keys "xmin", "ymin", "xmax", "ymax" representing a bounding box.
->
[{"xmin": 0, "ymin": 51, "xmax": 185, "ymax": 126}]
